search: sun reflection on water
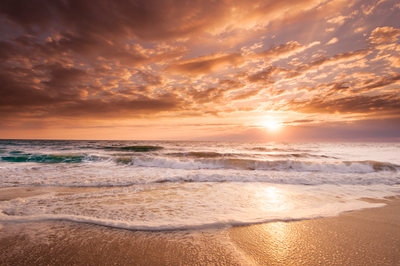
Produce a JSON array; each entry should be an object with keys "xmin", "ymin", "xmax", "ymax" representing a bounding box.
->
[{"xmin": 256, "ymin": 186, "xmax": 289, "ymax": 212}]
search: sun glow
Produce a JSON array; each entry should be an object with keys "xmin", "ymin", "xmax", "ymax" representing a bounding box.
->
[{"xmin": 262, "ymin": 121, "xmax": 282, "ymax": 131}]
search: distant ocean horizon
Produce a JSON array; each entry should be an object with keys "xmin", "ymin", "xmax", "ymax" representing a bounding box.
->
[
  {"xmin": 1, "ymin": 139, "xmax": 399, "ymax": 230},
  {"xmin": 1, "ymin": 138, "xmax": 400, "ymax": 142}
]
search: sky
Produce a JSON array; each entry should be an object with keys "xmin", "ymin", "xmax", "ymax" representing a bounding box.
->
[{"xmin": 0, "ymin": 0, "xmax": 400, "ymax": 141}]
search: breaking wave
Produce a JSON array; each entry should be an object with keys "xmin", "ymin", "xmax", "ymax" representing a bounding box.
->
[
  {"xmin": 103, "ymin": 145, "xmax": 164, "ymax": 152},
  {"xmin": 1, "ymin": 154, "xmax": 103, "ymax": 163},
  {"xmin": 2, "ymin": 152, "xmax": 398, "ymax": 173},
  {"xmin": 120, "ymin": 156, "xmax": 399, "ymax": 173}
]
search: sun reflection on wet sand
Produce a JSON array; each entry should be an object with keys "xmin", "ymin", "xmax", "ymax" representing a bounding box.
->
[
  {"xmin": 265, "ymin": 222, "xmax": 292, "ymax": 263},
  {"xmin": 230, "ymin": 186, "xmax": 303, "ymax": 264},
  {"xmin": 229, "ymin": 222, "xmax": 294, "ymax": 265},
  {"xmin": 256, "ymin": 187, "xmax": 293, "ymax": 261},
  {"xmin": 229, "ymin": 197, "xmax": 400, "ymax": 265}
]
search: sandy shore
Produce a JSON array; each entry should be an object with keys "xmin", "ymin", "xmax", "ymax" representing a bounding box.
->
[
  {"xmin": 230, "ymin": 196, "xmax": 400, "ymax": 265},
  {"xmin": 0, "ymin": 187, "xmax": 399, "ymax": 265}
]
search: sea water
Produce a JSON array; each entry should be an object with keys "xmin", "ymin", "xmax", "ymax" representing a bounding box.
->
[{"xmin": 0, "ymin": 140, "xmax": 399, "ymax": 230}]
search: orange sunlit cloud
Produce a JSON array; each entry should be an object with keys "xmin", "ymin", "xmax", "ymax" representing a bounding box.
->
[{"xmin": 0, "ymin": 0, "xmax": 399, "ymax": 141}]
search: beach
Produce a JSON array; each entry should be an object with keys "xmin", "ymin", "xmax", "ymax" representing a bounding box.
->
[
  {"xmin": 1, "ymin": 186, "xmax": 399, "ymax": 265},
  {"xmin": 2, "ymin": 0, "xmax": 400, "ymax": 264},
  {"xmin": 1, "ymin": 140, "xmax": 399, "ymax": 265}
]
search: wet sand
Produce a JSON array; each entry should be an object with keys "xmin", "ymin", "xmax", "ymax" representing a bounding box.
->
[
  {"xmin": 0, "ymin": 187, "xmax": 399, "ymax": 265},
  {"xmin": 0, "ymin": 186, "xmax": 118, "ymax": 201},
  {"xmin": 230, "ymin": 196, "xmax": 400, "ymax": 265}
]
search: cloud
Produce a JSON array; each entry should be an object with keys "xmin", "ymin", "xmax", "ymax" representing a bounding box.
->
[
  {"xmin": 138, "ymin": 71, "xmax": 164, "ymax": 86},
  {"xmin": 219, "ymin": 79, "xmax": 245, "ymax": 89},
  {"xmin": 284, "ymin": 93, "xmax": 400, "ymax": 114},
  {"xmin": 0, "ymin": 0, "xmax": 349, "ymax": 44},
  {"xmin": 188, "ymin": 87, "xmax": 225, "ymax": 104},
  {"xmin": 361, "ymin": 4, "xmax": 375, "ymax": 15},
  {"xmin": 354, "ymin": 27, "xmax": 366, "ymax": 33},
  {"xmin": 327, "ymin": 15, "xmax": 348, "ymax": 25},
  {"xmin": 282, "ymin": 119, "xmax": 316, "ymax": 125},
  {"xmin": 353, "ymin": 73, "xmax": 400, "ymax": 93},
  {"xmin": 0, "ymin": 0, "xmax": 400, "ymax": 141},
  {"xmin": 368, "ymin": 27, "xmax": 400, "ymax": 44},
  {"xmin": 164, "ymin": 53, "xmax": 245, "ymax": 76},
  {"xmin": 296, "ymin": 49, "xmax": 371, "ymax": 72},
  {"xmin": 247, "ymin": 67, "xmax": 283, "ymax": 84},
  {"xmin": 0, "ymin": 62, "xmax": 187, "ymax": 120},
  {"xmin": 388, "ymin": 56, "xmax": 400, "ymax": 68},
  {"xmin": 252, "ymin": 41, "xmax": 320, "ymax": 62},
  {"xmin": 195, "ymin": 118, "xmax": 400, "ymax": 141},
  {"xmin": 230, "ymin": 88, "xmax": 264, "ymax": 101},
  {"xmin": 296, "ymin": 72, "xmax": 400, "ymax": 96},
  {"xmin": 326, "ymin": 37, "xmax": 338, "ymax": 45}
]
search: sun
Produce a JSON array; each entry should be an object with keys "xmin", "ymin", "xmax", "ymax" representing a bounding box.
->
[{"xmin": 262, "ymin": 121, "xmax": 282, "ymax": 131}]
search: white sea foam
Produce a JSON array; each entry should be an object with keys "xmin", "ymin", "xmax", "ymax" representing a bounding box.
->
[
  {"xmin": 1, "ymin": 162, "xmax": 399, "ymax": 187},
  {"xmin": 0, "ymin": 183, "xmax": 397, "ymax": 231},
  {"xmin": 115, "ymin": 156, "xmax": 399, "ymax": 173},
  {"xmin": 1, "ymin": 140, "xmax": 400, "ymax": 230}
]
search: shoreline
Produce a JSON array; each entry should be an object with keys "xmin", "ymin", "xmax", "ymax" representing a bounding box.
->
[
  {"xmin": 0, "ymin": 186, "xmax": 119, "ymax": 202},
  {"xmin": 230, "ymin": 195, "xmax": 400, "ymax": 265},
  {"xmin": 1, "ymin": 187, "xmax": 400, "ymax": 265}
]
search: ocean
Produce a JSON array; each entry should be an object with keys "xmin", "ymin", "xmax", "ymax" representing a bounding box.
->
[{"xmin": 0, "ymin": 140, "xmax": 399, "ymax": 230}]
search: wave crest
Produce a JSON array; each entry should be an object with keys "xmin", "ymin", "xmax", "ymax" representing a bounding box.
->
[
  {"xmin": 104, "ymin": 146, "xmax": 163, "ymax": 152},
  {"xmin": 119, "ymin": 156, "xmax": 399, "ymax": 173}
]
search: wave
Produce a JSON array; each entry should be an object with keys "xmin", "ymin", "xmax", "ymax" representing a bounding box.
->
[
  {"xmin": 167, "ymin": 152, "xmax": 231, "ymax": 158},
  {"xmin": 0, "ymin": 208, "xmax": 378, "ymax": 231},
  {"xmin": 167, "ymin": 151, "xmax": 335, "ymax": 159},
  {"xmin": 1, "ymin": 154, "xmax": 104, "ymax": 163},
  {"xmin": 3, "ymin": 152, "xmax": 398, "ymax": 173},
  {"xmin": 118, "ymin": 156, "xmax": 399, "ymax": 173},
  {"xmin": 262, "ymin": 153, "xmax": 335, "ymax": 159},
  {"xmin": 1, "ymin": 165, "xmax": 399, "ymax": 187},
  {"xmin": 9, "ymin": 151, "xmax": 23, "ymax": 154},
  {"xmin": 0, "ymin": 183, "xmax": 391, "ymax": 231},
  {"xmin": 249, "ymin": 147, "xmax": 313, "ymax": 153},
  {"xmin": 103, "ymin": 145, "xmax": 164, "ymax": 152},
  {"xmin": 150, "ymin": 172, "xmax": 400, "ymax": 186}
]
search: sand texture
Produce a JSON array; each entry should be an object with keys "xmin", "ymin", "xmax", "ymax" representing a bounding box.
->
[
  {"xmin": 230, "ymin": 197, "xmax": 400, "ymax": 265},
  {"xmin": 0, "ymin": 187, "xmax": 399, "ymax": 265}
]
